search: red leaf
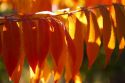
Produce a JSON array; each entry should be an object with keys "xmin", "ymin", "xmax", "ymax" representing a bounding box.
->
[
  {"xmin": 99, "ymin": 6, "xmax": 115, "ymax": 65},
  {"xmin": 86, "ymin": 11, "xmax": 100, "ymax": 68},
  {"xmin": 49, "ymin": 17, "xmax": 66, "ymax": 68},
  {"xmin": 2, "ymin": 20, "xmax": 21, "ymax": 77},
  {"xmin": 73, "ymin": 17, "xmax": 84, "ymax": 76},
  {"xmin": 64, "ymin": 14, "xmax": 84, "ymax": 80},
  {"xmin": 37, "ymin": 19, "xmax": 50, "ymax": 67},
  {"xmin": 11, "ymin": 52, "xmax": 25, "ymax": 83},
  {"xmin": 114, "ymin": 4, "xmax": 125, "ymax": 52},
  {"xmin": 22, "ymin": 19, "xmax": 38, "ymax": 72}
]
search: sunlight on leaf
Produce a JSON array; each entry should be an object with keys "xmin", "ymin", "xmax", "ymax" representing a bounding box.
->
[
  {"xmin": 54, "ymin": 72, "xmax": 61, "ymax": 81},
  {"xmin": 74, "ymin": 73, "xmax": 82, "ymax": 83},
  {"xmin": 88, "ymin": 12, "xmax": 95, "ymax": 42},
  {"xmin": 119, "ymin": 37, "xmax": 125, "ymax": 49},
  {"xmin": 110, "ymin": 6, "xmax": 117, "ymax": 28},
  {"xmin": 0, "ymin": 1, "xmax": 125, "ymax": 82},
  {"xmin": 99, "ymin": 6, "xmax": 114, "ymax": 65},
  {"xmin": 97, "ymin": 15, "xmax": 103, "ymax": 29},
  {"xmin": 30, "ymin": 66, "xmax": 35, "ymax": 79},
  {"xmin": 86, "ymin": 11, "xmax": 100, "ymax": 69},
  {"xmin": 96, "ymin": 37, "xmax": 101, "ymax": 46},
  {"xmin": 108, "ymin": 26, "xmax": 115, "ymax": 49},
  {"xmin": 75, "ymin": 12, "xmax": 88, "ymax": 25},
  {"xmin": 68, "ymin": 15, "xmax": 76, "ymax": 39}
]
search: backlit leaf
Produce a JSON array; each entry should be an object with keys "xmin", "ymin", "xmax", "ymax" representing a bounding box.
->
[
  {"xmin": 86, "ymin": 11, "xmax": 100, "ymax": 68},
  {"xmin": 99, "ymin": 6, "xmax": 115, "ymax": 65},
  {"xmin": 49, "ymin": 17, "xmax": 66, "ymax": 74},
  {"xmin": 114, "ymin": 4, "xmax": 125, "ymax": 50},
  {"xmin": 22, "ymin": 19, "xmax": 38, "ymax": 72},
  {"xmin": 11, "ymin": 52, "xmax": 25, "ymax": 83},
  {"xmin": 65, "ymin": 29, "xmax": 76, "ymax": 82},
  {"xmin": 37, "ymin": 19, "xmax": 50, "ymax": 68},
  {"xmin": 73, "ymin": 16, "xmax": 84, "ymax": 76},
  {"xmin": 65, "ymin": 14, "xmax": 84, "ymax": 80},
  {"xmin": 2, "ymin": 20, "xmax": 21, "ymax": 77}
]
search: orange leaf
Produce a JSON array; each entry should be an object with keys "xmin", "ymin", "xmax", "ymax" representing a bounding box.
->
[
  {"xmin": 65, "ymin": 14, "xmax": 84, "ymax": 79},
  {"xmin": 22, "ymin": 19, "xmax": 38, "ymax": 72},
  {"xmin": 73, "ymin": 17, "xmax": 84, "ymax": 76},
  {"xmin": 2, "ymin": 20, "xmax": 21, "ymax": 77},
  {"xmin": 99, "ymin": 6, "xmax": 115, "ymax": 65},
  {"xmin": 65, "ymin": 29, "xmax": 76, "ymax": 81}
]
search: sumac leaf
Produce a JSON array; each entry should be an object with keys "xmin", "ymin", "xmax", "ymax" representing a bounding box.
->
[
  {"xmin": 2, "ymin": 20, "xmax": 21, "ymax": 77},
  {"xmin": 65, "ymin": 14, "xmax": 84, "ymax": 80},
  {"xmin": 49, "ymin": 17, "xmax": 66, "ymax": 69},
  {"xmin": 22, "ymin": 19, "xmax": 38, "ymax": 72},
  {"xmin": 99, "ymin": 6, "xmax": 115, "ymax": 65},
  {"xmin": 114, "ymin": 4, "xmax": 125, "ymax": 51},
  {"xmin": 37, "ymin": 19, "xmax": 50, "ymax": 67},
  {"xmin": 73, "ymin": 17, "xmax": 84, "ymax": 76},
  {"xmin": 86, "ymin": 11, "xmax": 100, "ymax": 68},
  {"xmin": 65, "ymin": 29, "xmax": 76, "ymax": 82}
]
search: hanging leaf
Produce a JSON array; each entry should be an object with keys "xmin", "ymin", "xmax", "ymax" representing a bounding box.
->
[
  {"xmin": 114, "ymin": 4, "xmax": 125, "ymax": 51},
  {"xmin": 49, "ymin": 17, "xmax": 66, "ymax": 73},
  {"xmin": 64, "ymin": 14, "xmax": 84, "ymax": 80},
  {"xmin": 65, "ymin": 29, "xmax": 76, "ymax": 82},
  {"xmin": 85, "ymin": 11, "xmax": 100, "ymax": 69},
  {"xmin": 22, "ymin": 19, "xmax": 38, "ymax": 72},
  {"xmin": 42, "ymin": 59, "xmax": 53, "ymax": 82},
  {"xmin": 73, "ymin": 16, "xmax": 84, "ymax": 76},
  {"xmin": 99, "ymin": 6, "xmax": 115, "ymax": 65},
  {"xmin": 37, "ymin": 19, "xmax": 50, "ymax": 68},
  {"xmin": 2, "ymin": 20, "xmax": 21, "ymax": 77}
]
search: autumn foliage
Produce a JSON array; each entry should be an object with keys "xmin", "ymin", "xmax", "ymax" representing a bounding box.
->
[{"xmin": 0, "ymin": 0, "xmax": 125, "ymax": 83}]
